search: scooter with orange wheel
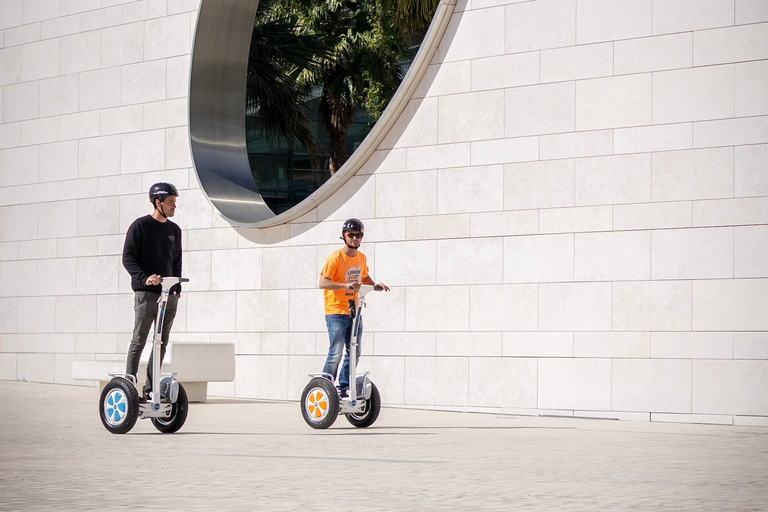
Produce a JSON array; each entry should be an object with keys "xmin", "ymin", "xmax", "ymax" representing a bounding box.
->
[
  {"xmin": 300, "ymin": 284, "xmax": 384, "ymax": 429},
  {"xmin": 98, "ymin": 276, "xmax": 190, "ymax": 434}
]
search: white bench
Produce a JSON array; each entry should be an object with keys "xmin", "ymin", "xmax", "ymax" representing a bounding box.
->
[{"xmin": 72, "ymin": 342, "xmax": 235, "ymax": 402}]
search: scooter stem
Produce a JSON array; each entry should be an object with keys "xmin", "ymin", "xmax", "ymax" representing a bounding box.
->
[
  {"xmin": 150, "ymin": 277, "xmax": 188, "ymax": 408},
  {"xmin": 348, "ymin": 301, "xmax": 361, "ymax": 402},
  {"xmin": 347, "ymin": 285, "xmax": 377, "ymax": 401}
]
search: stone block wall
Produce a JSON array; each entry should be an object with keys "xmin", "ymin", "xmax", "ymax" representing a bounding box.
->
[{"xmin": 1, "ymin": 0, "xmax": 767, "ymax": 425}]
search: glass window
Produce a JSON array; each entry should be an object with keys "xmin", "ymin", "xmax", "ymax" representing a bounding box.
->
[{"xmin": 245, "ymin": 0, "xmax": 436, "ymax": 215}]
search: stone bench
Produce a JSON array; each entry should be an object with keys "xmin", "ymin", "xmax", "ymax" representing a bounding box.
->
[{"xmin": 72, "ymin": 342, "xmax": 235, "ymax": 402}]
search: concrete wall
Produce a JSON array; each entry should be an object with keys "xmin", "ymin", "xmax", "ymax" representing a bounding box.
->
[{"xmin": 1, "ymin": 0, "xmax": 767, "ymax": 425}]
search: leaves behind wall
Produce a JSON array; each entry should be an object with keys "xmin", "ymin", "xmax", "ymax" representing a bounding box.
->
[{"xmin": 247, "ymin": 0, "xmax": 437, "ymax": 175}]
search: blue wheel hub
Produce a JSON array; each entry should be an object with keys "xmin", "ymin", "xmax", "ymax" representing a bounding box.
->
[{"xmin": 104, "ymin": 389, "xmax": 128, "ymax": 426}]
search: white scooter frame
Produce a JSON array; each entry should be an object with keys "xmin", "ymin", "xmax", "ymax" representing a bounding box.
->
[
  {"xmin": 301, "ymin": 284, "xmax": 383, "ymax": 429},
  {"xmin": 99, "ymin": 277, "xmax": 190, "ymax": 434}
]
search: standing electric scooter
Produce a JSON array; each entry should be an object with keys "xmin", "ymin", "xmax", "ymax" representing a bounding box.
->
[
  {"xmin": 300, "ymin": 284, "xmax": 384, "ymax": 429},
  {"xmin": 99, "ymin": 277, "xmax": 190, "ymax": 434}
]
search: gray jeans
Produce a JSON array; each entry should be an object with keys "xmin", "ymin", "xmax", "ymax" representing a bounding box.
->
[{"xmin": 125, "ymin": 291, "xmax": 179, "ymax": 393}]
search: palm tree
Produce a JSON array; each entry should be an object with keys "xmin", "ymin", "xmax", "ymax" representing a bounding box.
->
[
  {"xmin": 246, "ymin": 0, "xmax": 328, "ymax": 165},
  {"xmin": 392, "ymin": 0, "xmax": 439, "ymax": 37},
  {"xmin": 246, "ymin": 0, "xmax": 439, "ymax": 176},
  {"xmin": 295, "ymin": 0, "xmax": 411, "ymax": 173}
]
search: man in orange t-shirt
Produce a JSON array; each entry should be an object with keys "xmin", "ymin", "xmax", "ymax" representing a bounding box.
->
[{"xmin": 319, "ymin": 218, "xmax": 389, "ymax": 397}]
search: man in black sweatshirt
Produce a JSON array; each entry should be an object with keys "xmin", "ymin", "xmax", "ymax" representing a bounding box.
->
[{"xmin": 122, "ymin": 182, "xmax": 183, "ymax": 399}]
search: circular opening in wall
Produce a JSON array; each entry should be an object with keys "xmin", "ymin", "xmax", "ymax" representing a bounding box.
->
[{"xmin": 189, "ymin": 0, "xmax": 453, "ymax": 227}]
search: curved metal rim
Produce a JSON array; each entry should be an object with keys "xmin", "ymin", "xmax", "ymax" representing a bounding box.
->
[
  {"xmin": 348, "ymin": 401, "xmax": 369, "ymax": 420},
  {"xmin": 188, "ymin": 0, "xmax": 459, "ymax": 228},
  {"xmin": 153, "ymin": 405, "xmax": 175, "ymax": 424}
]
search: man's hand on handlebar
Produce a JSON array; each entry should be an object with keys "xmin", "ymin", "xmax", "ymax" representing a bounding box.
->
[{"xmin": 346, "ymin": 281, "xmax": 389, "ymax": 292}]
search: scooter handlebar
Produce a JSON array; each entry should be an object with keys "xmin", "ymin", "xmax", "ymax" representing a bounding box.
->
[
  {"xmin": 358, "ymin": 284, "xmax": 382, "ymax": 296},
  {"xmin": 159, "ymin": 277, "xmax": 189, "ymax": 290}
]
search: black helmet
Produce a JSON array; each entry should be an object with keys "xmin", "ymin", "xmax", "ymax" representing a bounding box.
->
[
  {"xmin": 149, "ymin": 183, "xmax": 178, "ymax": 204},
  {"xmin": 341, "ymin": 218, "xmax": 364, "ymax": 233}
]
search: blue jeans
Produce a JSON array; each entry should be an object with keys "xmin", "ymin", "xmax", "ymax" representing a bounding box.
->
[{"xmin": 322, "ymin": 314, "xmax": 363, "ymax": 390}]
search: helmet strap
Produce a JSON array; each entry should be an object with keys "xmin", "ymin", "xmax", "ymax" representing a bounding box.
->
[{"xmin": 155, "ymin": 199, "xmax": 168, "ymax": 219}]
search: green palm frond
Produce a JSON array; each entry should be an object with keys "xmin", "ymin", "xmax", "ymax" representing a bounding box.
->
[{"xmin": 247, "ymin": 0, "xmax": 438, "ymax": 174}]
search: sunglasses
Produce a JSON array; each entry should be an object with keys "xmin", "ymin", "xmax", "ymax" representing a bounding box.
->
[{"xmin": 346, "ymin": 232, "xmax": 364, "ymax": 239}]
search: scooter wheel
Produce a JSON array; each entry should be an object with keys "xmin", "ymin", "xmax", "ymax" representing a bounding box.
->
[
  {"xmin": 345, "ymin": 381, "xmax": 381, "ymax": 428},
  {"xmin": 151, "ymin": 383, "xmax": 188, "ymax": 433},
  {"xmin": 301, "ymin": 377, "xmax": 339, "ymax": 429},
  {"xmin": 99, "ymin": 377, "xmax": 140, "ymax": 434}
]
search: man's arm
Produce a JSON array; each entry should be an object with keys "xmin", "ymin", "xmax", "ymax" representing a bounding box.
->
[
  {"xmin": 173, "ymin": 229, "xmax": 182, "ymax": 278},
  {"xmin": 319, "ymin": 274, "xmax": 359, "ymax": 291},
  {"xmin": 173, "ymin": 228, "xmax": 182, "ymax": 294},
  {"xmin": 122, "ymin": 223, "xmax": 149, "ymax": 286},
  {"xmin": 362, "ymin": 275, "xmax": 390, "ymax": 291}
]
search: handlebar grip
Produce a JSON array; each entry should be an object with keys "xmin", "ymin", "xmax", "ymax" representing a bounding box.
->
[{"xmin": 159, "ymin": 277, "xmax": 189, "ymax": 289}]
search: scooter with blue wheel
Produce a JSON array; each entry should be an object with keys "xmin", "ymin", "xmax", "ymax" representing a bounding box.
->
[
  {"xmin": 301, "ymin": 284, "xmax": 384, "ymax": 429},
  {"xmin": 99, "ymin": 277, "xmax": 190, "ymax": 434}
]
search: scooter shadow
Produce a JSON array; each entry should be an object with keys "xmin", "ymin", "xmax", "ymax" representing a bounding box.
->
[
  {"xmin": 311, "ymin": 425, "xmax": 577, "ymax": 435},
  {"xmin": 131, "ymin": 425, "xmax": 576, "ymax": 436}
]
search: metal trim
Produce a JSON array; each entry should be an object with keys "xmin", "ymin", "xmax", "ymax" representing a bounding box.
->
[{"xmin": 188, "ymin": 0, "xmax": 458, "ymax": 227}]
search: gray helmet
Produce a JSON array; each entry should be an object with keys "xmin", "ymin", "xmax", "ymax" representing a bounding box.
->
[
  {"xmin": 149, "ymin": 183, "xmax": 178, "ymax": 204},
  {"xmin": 341, "ymin": 218, "xmax": 364, "ymax": 234}
]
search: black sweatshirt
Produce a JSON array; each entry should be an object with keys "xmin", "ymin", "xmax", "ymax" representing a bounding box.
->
[{"xmin": 122, "ymin": 215, "xmax": 182, "ymax": 294}]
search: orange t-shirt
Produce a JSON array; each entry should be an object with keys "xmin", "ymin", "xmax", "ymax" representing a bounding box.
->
[{"xmin": 320, "ymin": 249, "xmax": 369, "ymax": 315}]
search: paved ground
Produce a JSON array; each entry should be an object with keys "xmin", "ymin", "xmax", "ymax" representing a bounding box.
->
[{"xmin": 1, "ymin": 381, "xmax": 767, "ymax": 511}]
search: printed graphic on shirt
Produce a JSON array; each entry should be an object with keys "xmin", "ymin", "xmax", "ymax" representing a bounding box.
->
[{"xmin": 344, "ymin": 267, "xmax": 362, "ymax": 297}]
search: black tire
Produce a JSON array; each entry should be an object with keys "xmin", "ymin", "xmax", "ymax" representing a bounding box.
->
[
  {"xmin": 99, "ymin": 377, "xmax": 140, "ymax": 434},
  {"xmin": 151, "ymin": 383, "xmax": 188, "ymax": 433},
  {"xmin": 301, "ymin": 377, "xmax": 339, "ymax": 429},
  {"xmin": 345, "ymin": 381, "xmax": 381, "ymax": 428}
]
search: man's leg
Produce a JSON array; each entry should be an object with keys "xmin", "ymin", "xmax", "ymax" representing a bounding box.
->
[
  {"xmin": 322, "ymin": 314, "xmax": 351, "ymax": 385},
  {"xmin": 144, "ymin": 294, "xmax": 178, "ymax": 395},
  {"xmin": 126, "ymin": 291, "xmax": 159, "ymax": 385},
  {"xmin": 338, "ymin": 316, "xmax": 362, "ymax": 392}
]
